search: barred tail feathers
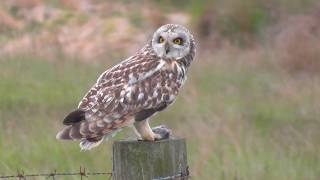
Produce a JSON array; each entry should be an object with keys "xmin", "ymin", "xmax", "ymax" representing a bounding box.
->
[
  {"xmin": 56, "ymin": 123, "xmax": 83, "ymax": 140},
  {"xmin": 56, "ymin": 126, "xmax": 121, "ymax": 151},
  {"xmin": 79, "ymin": 129, "xmax": 122, "ymax": 151},
  {"xmin": 56, "ymin": 117, "xmax": 134, "ymax": 150}
]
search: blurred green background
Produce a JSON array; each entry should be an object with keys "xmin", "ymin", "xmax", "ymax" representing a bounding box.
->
[{"xmin": 0, "ymin": 0, "xmax": 320, "ymax": 179}]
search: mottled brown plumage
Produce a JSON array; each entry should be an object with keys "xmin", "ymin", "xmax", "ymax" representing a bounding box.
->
[{"xmin": 56, "ymin": 24, "xmax": 196, "ymax": 150}]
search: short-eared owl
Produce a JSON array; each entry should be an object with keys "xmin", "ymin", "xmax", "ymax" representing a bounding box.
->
[{"xmin": 56, "ymin": 24, "xmax": 196, "ymax": 150}]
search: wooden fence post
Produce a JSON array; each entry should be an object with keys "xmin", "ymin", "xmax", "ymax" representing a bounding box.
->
[{"xmin": 112, "ymin": 138, "xmax": 188, "ymax": 180}]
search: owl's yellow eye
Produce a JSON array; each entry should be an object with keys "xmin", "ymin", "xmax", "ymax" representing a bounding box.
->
[
  {"xmin": 173, "ymin": 38, "xmax": 183, "ymax": 45},
  {"xmin": 158, "ymin": 36, "xmax": 164, "ymax": 43}
]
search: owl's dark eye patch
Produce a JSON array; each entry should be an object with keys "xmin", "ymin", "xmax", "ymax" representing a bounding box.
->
[
  {"xmin": 173, "ymin": 38, "xmax": 183, "ymax": 45},
  {"xmin": 158, "ymin": 36, "xmax": 165, "ymax": 43}
]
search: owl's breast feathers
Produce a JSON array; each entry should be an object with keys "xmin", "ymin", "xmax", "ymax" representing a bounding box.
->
[
  {"xmin": 78, "ymin": 47, "xmax": 189, "ymax": 123},
  {"xmin": 57, "ymin": 44, "xmax": 193, "ymax": 146}
]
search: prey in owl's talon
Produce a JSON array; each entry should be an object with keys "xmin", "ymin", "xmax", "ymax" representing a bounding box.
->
[{"xmin": 152, "ymin": 125, "xmax": 171, "ymax": 140}]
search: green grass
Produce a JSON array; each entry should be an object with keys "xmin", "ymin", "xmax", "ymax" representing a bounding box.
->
[
  {"xmin": 0, "ymin": 55, "xmax": 319, "ymax": 180},
  {"xmin": 0, "ymin": 56, "xmax": 114, "ymax": 179}
]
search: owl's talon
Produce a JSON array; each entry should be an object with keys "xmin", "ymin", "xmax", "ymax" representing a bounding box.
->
[{"xmin": 152, "ymin": 125, "xmax": 171, "ymax": 140}]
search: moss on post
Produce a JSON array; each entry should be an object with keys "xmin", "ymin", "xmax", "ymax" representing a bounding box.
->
[{"xmin": 112, "ymin": 138, "xmax": 188, "ymax": 180}]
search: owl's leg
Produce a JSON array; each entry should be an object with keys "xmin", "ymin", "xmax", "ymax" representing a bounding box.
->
[
  {"xmin": 134, "ymin": 119, "xmax": 160, "ymax": 141},
  {"xmin": 134, "ymin": 119, "xmax": 171, "ymax": 141},
  {"xmin": 132, "ymin": 124, "xmax": 142, "ymax": 140}
]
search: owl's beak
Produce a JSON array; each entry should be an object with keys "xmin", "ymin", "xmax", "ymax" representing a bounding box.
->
[{"xmin": 164, "ymin": 43, "xmax": 170, "ymax": 54}]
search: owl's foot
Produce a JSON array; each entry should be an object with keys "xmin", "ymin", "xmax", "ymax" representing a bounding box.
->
[
  {"xmin": 152, "ymin": 125, "xmax": 171, "ymax": 140},
  {"xmin": 134, "ymin": 121, "xmax": 171, "ymax": 141}
]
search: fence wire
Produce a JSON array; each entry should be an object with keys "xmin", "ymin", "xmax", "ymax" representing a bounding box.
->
[
  {"xmin": 0, "ymin": 166, "xmax": 190, "ymax": 179},
  {"xmin": 0, "ymin": 167, "xmax": 112, "ymax": 180},
  {"xmin": 152, "ymin": 166, "xmax": 190, "ymax": 180}
]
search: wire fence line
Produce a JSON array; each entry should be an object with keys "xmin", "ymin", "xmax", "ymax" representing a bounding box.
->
[
  {"xmin": 0, "ymin": 166, "xmax": 190, "ymax": 179},
  {"xmin": 0, "ymin": 167, "xmax": 112, "ymax": 180},
  {"xmin": 152, "ymin": 166, "xmax": 190, "ymax": 180}
]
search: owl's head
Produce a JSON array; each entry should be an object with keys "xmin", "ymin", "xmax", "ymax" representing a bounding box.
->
[{"xmin": 151, "ymin": 24, "xmax": 194, "ymax": 60}]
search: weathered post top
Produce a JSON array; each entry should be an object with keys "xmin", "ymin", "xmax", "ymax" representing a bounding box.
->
[{"xmin": 112, "ymin": 138, "xmax": 188, "ymax": 180}]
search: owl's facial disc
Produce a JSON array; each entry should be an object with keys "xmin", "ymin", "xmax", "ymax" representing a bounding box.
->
[{"xmin": 152, "ymin": 24, "xmax": 191, "ymax": 60}]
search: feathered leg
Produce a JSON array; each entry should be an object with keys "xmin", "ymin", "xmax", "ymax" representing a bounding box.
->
[
  {"xmin": 133, "ymin": 119, "xmax": 171, "ymax": 141},
  {"xmin": 134, "ymin": 119, "xmax": 158, "ymax": 141}
]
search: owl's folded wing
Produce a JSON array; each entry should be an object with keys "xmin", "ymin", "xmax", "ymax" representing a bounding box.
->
[{"xmin": 78, "ymin": 51, "xmax": 167, "ymax": 120}]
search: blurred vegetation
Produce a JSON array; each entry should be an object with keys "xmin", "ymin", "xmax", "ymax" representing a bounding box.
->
[{"xmin": 0, "ymin": 0, "xmax": 320, "ymax": 179}]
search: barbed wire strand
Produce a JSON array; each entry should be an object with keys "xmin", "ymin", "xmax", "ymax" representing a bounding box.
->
[
  {"xmin": 0, "ymin": 166, "xmax": 190, "ymax": 179},
  {"xmin": 153, "ymin": 166, "xmax": 191, "ymax": 180},
  {"xmin": 0, "ymin": 166, "xmax": 112, "ymax": 179}
]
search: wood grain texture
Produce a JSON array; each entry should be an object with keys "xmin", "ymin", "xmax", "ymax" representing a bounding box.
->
[{"xmin": 112, "ymin": 138, "xmax": 188, "ymax": 180}]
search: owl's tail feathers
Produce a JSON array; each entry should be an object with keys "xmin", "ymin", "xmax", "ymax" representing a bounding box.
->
[
  {"xmin": 56, "ymin": 110, "xmax": 134, "ymax": 150},
  {"xmin": 56, "ymin": 127, "xmax": 104, "ymax": 151},
  {"xmin": 56, "ymin": 124, "xmax": 119, "ymax": 151},
  {"xmin": 56, "ymin": 126, "xmax": 73, "ymax": 140},
  {"xmin": 56, "ymin": 109, "xmax": 85, "ymax": 140},
  {"xmin": 79, "ymin": 129, "xmax": 121, "ymax": 151},
  {"xmin": 56, "ymin": 123, "xmax": 83, "ymax": 140},
  {"xmin": 80, "ymin": 137, "xmax": 105, "ymax": 151}
]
